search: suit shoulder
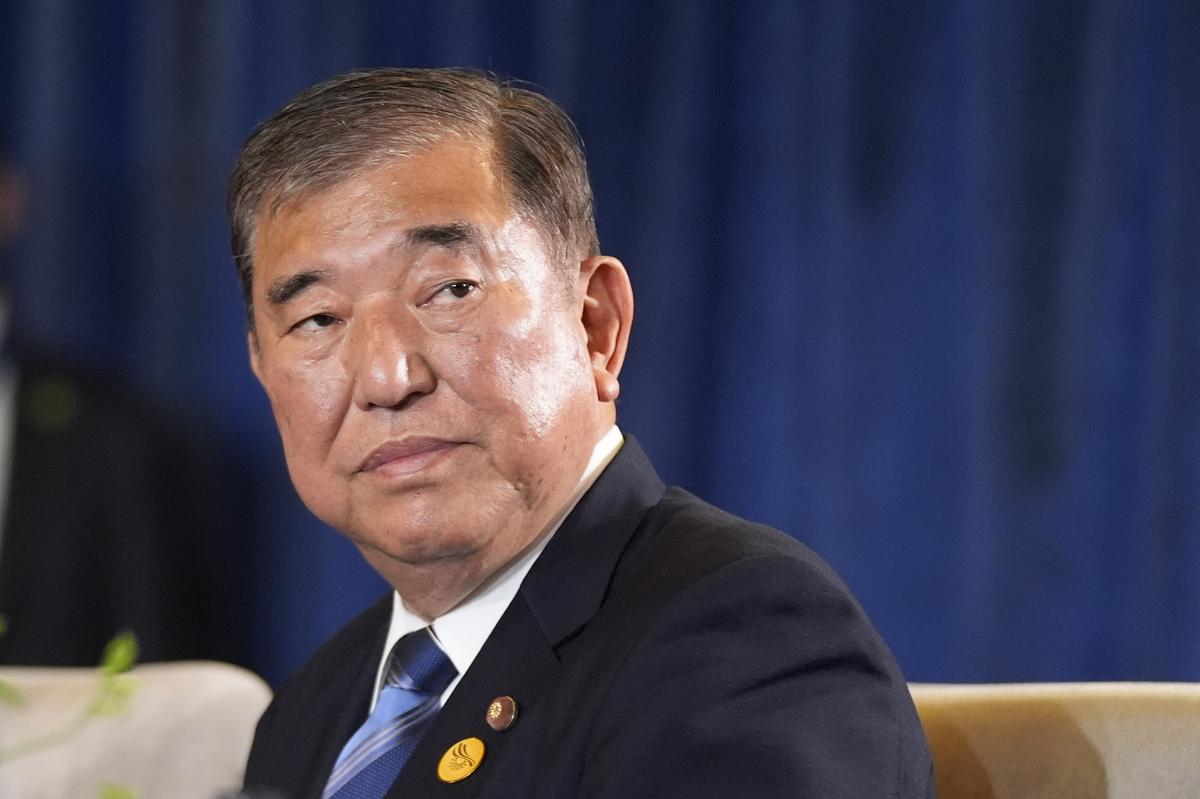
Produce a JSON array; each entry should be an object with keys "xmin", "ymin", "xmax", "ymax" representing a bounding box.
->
[
  {"xmin": 620, "ymin": 486, "xmax": 849, "ymax": 598},
  {"xmin": 578, "ymin": 490, "xmax": 932, "ymax": 797},
  {"xmin": 596, "ymin": 485, "xmax": 884, "ymax": 683},
  {"xmin": 245, "ymin": 594, "xmax": 391, "ymax": 792},
  {"xmin": 252, "ymin": 595, "xmax": 388, "ymax": 746}
]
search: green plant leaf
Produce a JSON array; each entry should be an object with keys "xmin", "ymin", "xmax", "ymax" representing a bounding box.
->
[
  {"xmin": 0, "ymin": 678, "xmax": 24, "ymax": 708},
  {"xmin": 99, "ymin": 784, "xmax": 138, "ymax": 799},
  {"xmin": 99, "ymin": 631, "xmax": 138, "ymax": 675},
  {"xmin": 90, "ymin": 675, "xmax": 137, "ymax": 719},
  {"xmin": 0, "ymin": 615, "xmax": 18, "ymax": 707},
  {"xmin": 0, "ymin": 628, "xmax": 144, "ymax": 767}
]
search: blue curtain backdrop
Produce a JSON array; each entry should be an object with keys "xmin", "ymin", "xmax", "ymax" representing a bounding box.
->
[{"xmin": 0, "ymin": 1, "xmax": 1195, "ymax": 685}]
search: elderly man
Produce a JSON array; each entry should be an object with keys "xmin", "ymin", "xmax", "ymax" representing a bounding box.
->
[{"xmin": 230, "ymin": 68, "xmax": 932, "ymax": 799}]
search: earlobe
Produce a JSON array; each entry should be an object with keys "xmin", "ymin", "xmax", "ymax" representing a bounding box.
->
[{"xmin": 578, "ymin": 255, "xmax": 633, "ymax": 404}]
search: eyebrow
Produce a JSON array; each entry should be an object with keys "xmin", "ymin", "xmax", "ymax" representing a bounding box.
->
[
  {"xmin": 264, "ymin": 222, "xmax": 483, "ymax": 307},
  {"xmin": 266, "ymin": 270, "xmax": 329, "ymax": 306},
  {"xmin": 404, "ymin": 221, "xmax": 483, "ymax": 251}
]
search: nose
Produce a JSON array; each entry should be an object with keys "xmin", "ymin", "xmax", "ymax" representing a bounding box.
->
[{"xmin": 347, "ymin": 304, "xmax": 436, "ymax": 410}]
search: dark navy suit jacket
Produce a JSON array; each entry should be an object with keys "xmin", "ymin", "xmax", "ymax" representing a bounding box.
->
[{"xmin": 244, "ymin": 439, "xmax": 934, "ymax": 798}]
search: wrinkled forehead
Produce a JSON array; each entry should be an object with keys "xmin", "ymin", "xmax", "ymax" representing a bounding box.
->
[
  {"xmin": 251, "ymin": 142, "xmax": 571, "ymax": 277},
  {"xmin": 253, "ymin": 145, "xmax": 577, "ymax": 287}
]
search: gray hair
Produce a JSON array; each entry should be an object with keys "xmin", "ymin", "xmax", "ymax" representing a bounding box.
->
[{"xmin": 227, "ymin": 67, "xmax": 599, "ymax": 325}]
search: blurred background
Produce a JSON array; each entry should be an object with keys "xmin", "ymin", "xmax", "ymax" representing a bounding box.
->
[{"xmin": 0, "ymin": 1, "xmax": 1194, "ymax": 686}]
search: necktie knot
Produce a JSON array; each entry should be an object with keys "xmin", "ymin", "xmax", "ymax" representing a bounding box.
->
[{"xmin": 386, "ymin": 629, "xmax": 457, "ymax": 696}]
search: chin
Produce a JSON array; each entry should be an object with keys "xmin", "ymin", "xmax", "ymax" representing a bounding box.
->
[{"xmin": 357, "ymin": 525, "xmax": 486, "ymax": 567}]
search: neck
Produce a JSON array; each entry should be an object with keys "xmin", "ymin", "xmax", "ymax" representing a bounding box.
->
[{"xmin": 365, "ymin": 553, "xmax": 490, "ymax": 620}]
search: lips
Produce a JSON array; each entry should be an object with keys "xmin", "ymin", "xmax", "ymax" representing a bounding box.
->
[{"xmin": 358, "ymin": 438, "xmax": 461, "ymax": 475}]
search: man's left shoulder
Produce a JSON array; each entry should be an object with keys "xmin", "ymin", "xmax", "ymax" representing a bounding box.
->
[
  {"xmin": 573, "ymin": 486, "xmax": 934, "ymax": 797},
  {"xmin": 618, "ymin": 486, "xmax": 853, "ymax": 602}
]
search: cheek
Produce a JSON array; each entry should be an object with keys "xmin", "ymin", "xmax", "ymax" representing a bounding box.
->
[
  {"xmin": 266, "ymin": 362, "xmax": 349, "ymax": 456},
  {"xmin": 479, "ymin": 324, "xmax": 592, "ymax": 436}
]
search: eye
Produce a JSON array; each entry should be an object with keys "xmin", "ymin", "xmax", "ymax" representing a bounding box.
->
[
  {"xmin": 292, "ymin": 313, "xmax": 340, "ymax": 332},
  {"xmin": 427, "ymin": 280, "xmax": 478, "ymax": 305}
]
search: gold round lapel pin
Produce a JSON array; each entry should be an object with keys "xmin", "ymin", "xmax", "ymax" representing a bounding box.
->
[{"xmin": 437, "ymin": 737, "xmax": 486, "ymax": 783}]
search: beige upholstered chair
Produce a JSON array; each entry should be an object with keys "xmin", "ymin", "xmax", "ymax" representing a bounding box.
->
[
  {"xmin": 0, "ymin": 661, "xmax": 270, "ymax": 799},
  {"xmin": 910, "ymin": 682, "xmax": 1200, "ymax": 799}
]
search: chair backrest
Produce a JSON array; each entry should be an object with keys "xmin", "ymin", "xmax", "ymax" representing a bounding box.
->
[
  {"xmin": 0, "ymin": 660, "xmax": 271, "ymax": 799},
  {"xmin": 909, "ymin": 682, "xmax": 1200, "ymax": 799}
]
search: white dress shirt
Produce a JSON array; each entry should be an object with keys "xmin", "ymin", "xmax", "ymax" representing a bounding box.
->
[{"xmin": 370, "ymin": 425, "xmax": 624, "ymax": 708}]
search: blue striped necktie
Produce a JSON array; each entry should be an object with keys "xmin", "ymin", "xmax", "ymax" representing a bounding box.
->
[{"xmin": 323, "ymin": 628, "xmax": 458, "ymax": 799}]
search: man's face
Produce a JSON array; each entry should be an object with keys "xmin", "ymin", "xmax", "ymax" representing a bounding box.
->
[{"xmin": 249, "ymin": 138, "xmax": 608, "ymax": 592}]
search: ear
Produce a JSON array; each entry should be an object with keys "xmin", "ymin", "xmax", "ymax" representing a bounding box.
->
[
  {"xmin": 247, "ymin": 330, "xmax": 265, "ymax": 386},
  {"xmin": 577, "ymin": 255, "xmax": 633, "ymax": 403}
]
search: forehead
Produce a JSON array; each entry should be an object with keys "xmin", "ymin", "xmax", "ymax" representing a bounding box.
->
[{"xmin": 252, "ymin": 138, "xmax": 512, "ymax": 264}]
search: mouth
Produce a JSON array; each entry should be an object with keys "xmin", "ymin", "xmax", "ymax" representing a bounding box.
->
[{"xmin": 358, "ymin": 437, "xmax": 462, "ymax": 477}]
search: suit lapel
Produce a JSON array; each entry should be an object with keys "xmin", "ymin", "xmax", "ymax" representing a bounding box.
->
[
  {"xmin": 520, "ymin": 437, "xmax": 665, "ymax": 646},
  {"xmin": 296, "ymin": 598, "xmax": 390, "ymax": 798},
  {"xmin": 308, "ymin": 647, "xmax": 379, "ymax": 795},
  {"xmin": 384, "ymin": 437, "xmax": 665, "ymax": 797},
  {"xmin": 385, "ymin": 593, "xmax": 559, "ymax": 797}
]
